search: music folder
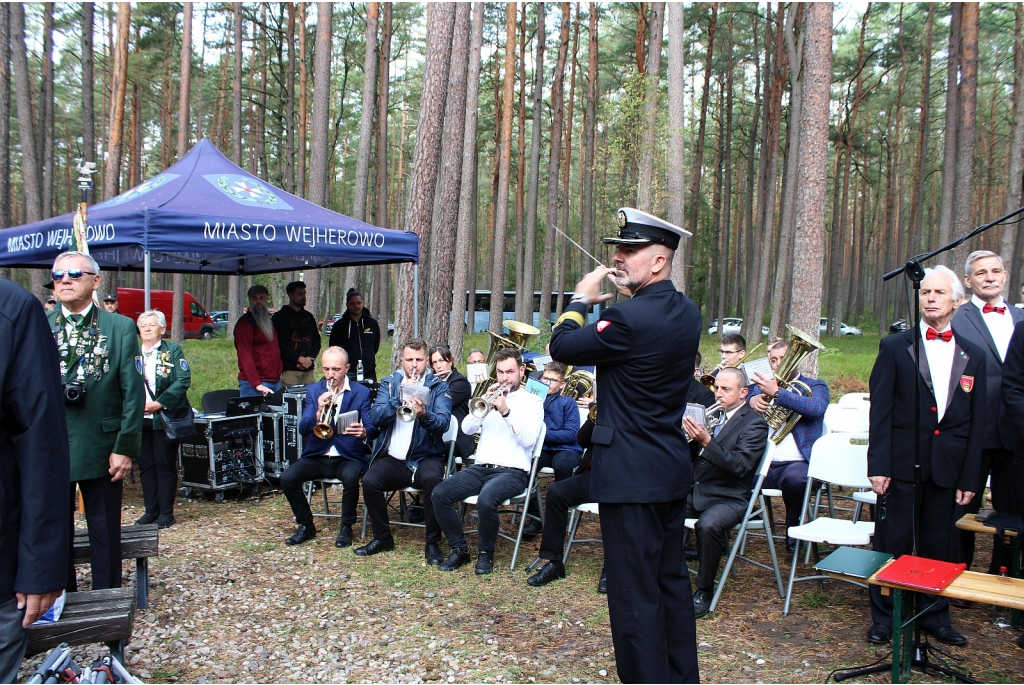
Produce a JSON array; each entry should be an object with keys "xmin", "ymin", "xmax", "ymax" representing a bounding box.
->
[
  {"xmin": 874, "ymin": 554, "xmax": 967, "ymax": 594},
  {"xmin": 813, "ymin": 546, "xmax": 893, "ymax": 580}
]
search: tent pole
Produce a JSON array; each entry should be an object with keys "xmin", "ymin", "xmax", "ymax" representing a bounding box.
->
[
  {"xmin": 144, "ymin": 251, "xmax": 151, "ymax": 310},
  {"xmin": 413, "ymin": 264, "xmax": 419, "ymax": 337}
]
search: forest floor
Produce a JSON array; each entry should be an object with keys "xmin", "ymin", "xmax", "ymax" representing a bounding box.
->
[{"xmin": 18, "ymin": 480, "xmax": 1023, "ymax": 684}]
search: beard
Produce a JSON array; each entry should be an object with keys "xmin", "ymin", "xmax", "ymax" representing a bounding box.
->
[
  {"xmin": 612, "ymin": 266, "xmax": 641, "ymax": 293},
  {"xmin": 251, "ymin": 305, "xmax": 275, "ymax": 340}
]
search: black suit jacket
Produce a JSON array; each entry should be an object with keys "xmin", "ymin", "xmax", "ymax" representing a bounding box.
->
[
  {"xmin": 867, "ymin": 329, "xmax": 985, "ymax": 491},
  {"xmin": 550, "ymin": 279, "xmax": 702, "ymax": 503},
  {"xmin": 0, "ymin": 279, "xmax": 71, "ymax": 602},
  {"xmin": 691, "ymin": 403, "xmax": 768, "ymax": 511},
  {"xmin": 1000, "ymin": 321, "xmax": 1024, "ymax": 450},
  {"xmin": 444, "ymin": 369, "xmax": 475, "ymax": 459},
  {"xmin": 951, "ymin": 301, "xmax": 1024, "ymax": 450}
]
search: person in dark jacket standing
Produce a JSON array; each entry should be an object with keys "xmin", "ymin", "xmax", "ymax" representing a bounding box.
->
[
  {"xmin": 866, "ymin": 266, "xmax": 985, "ymax": 648},
  {"xmin": 998, "ymin": 321, "xmax": 1024, "ymax": 651},
  {"xmin": 0, "ymin": 279, "xmax": 71, "ymax": 683},
  {"xmin": 272, "ymin": 281, "xmax": 321, "ymax": 386},
  {"xmin": 522, "ymin": 362, "xmax": 581, "ymax": 537},
  {"xmin": 550, "ymin": 208, "xmax": 700, "ymax": 684},
  {"xmin": 329, "ymin": 290, "xmax": 381, "ymax": 382},
  {"xmin": 357, "ymin": 339, "xmax": 453, "ymax": 562},
  {"xmin": 429, "ymin": 345, "xmax": 474, "ymax": 461},
  {"xmin": 235, "ymin": 285, "xmax": 283, "ymax": 397}
]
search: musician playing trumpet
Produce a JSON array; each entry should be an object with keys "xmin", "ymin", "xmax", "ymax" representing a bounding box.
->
[
  {"xmin": 359, "ymin": 339, "xmax": 453, "ymax": 562},
  {"xmin": 747, "ymin": 339, "xmax": 830, "ymax": 553},
  {"xmin": 280, "ymin": 347, "xmax": 376, "ymax": 548}
]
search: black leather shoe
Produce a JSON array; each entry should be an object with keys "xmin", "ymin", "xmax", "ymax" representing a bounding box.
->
[
  {"xmin": 693, "ymin": 589, "xmax": 712, "ymax": 618},
  {"xmin": 926, "ymin": 625, "xmax": 967, "ymax": 646},
  {"xmin": 526, "ymin": 560, "xmax": 566, "ymax": 587},
  {"xmin": 335, "ymin": 524, "xmax": 353, "ymax": 548},
  {"xmin": 475, "ymin": 551, "xmax": 494, "ymax": 575},
  {"xmin": 286, "ymin": 524, "xmax": 316, "ymax": 545},
  {"xmin": 786, "ymin": 537, "xmax": 797, "ymax": 554},
  {"xmin": 1017, "ymin": 633, "xmax": 1024, "ymax": 650},
  {"xmin": 425, "ymin": 543, "xmax": 445, "ymax": 566},
  {"xmin": 597, "ymin": 568, "xmax": 608, "ymax": 594},
  {"xmin": 866, "ymin": 623, "xmax": 892, "ymax": 645},
  {"xmin": 135, "ymin": 512, "xmax": 159, "ymax": 526},
  {"xmin": 155, "ymin": 514, "xmax": 176, "ymax": 529},
  {"xmin": 354, "ymin": 538, "xmax": 395, "ymax": 557},
  {"xmin": 522, "ymin": 520, "xmax": 543, "ymax": 538},
  {"xmin": 438, "ymin": 548, "xmax": 471, "ymax": 571}
]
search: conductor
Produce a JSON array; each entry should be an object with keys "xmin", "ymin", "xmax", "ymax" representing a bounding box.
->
[{"xmin": 550, "ymin": 208, "xmax": 700, "ymax": 684}]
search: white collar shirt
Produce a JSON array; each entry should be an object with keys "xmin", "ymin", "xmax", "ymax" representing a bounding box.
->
[
  {"xmin": 388, "ymin": 372, "xmax": 425, "ymax": 461},
  {"xmin": 325, "ymin": 376, "xmax": 352, "ymax": 457},
  {"xmin": 972, "ymin": 294, "xmax": 1014, "ymax": 362},
  {"xmin": 461, "ymin": 389, "xmax": 545, "ymax": 472},
  {"xmin": 141, "ymin": 341, "xmax": 162, "ymax": 415},
  {"xmin": 920, "ymin": 319, "xmax": 956, "ymax": 422}
]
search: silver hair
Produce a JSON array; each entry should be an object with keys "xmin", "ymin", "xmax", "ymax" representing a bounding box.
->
[
  {"xmin": 964, "ymin": 249, "xmax": 1005, "ymax": 275},
  {"xmin": 137, "ymin": 309, "xmax": 166, "ymax": 329},
  {"xmin": 924, "ymin": 265, "xmax": 966, "ymax": 301},
  {"xmin": 53, "ymin": 250, "xmax": 100, "ymax": 274}
]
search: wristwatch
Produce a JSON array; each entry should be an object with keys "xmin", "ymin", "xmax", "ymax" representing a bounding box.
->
[
  {"xmin": 569, "ymin": 292, "xmax": 591, "ymax": 306},
  {"xmin": 501, "ymin": 408, "xmax": 511, "ymax": 418}
]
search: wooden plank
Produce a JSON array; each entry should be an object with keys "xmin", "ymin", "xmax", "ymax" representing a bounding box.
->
[
  {"xmin": 72, "ymin": 525, "xmax": 159, "ymax": 563},
  {"xmin": 25, "ymin": 588, "xmax": 135, "ymax": 655},
  {"xmin": 955, "ymin": 513, "xmax": 1018, "ymax": 537},
  {"xmin": 868, "ymin": 565, "xmax": 1024, "ymax": 610}
]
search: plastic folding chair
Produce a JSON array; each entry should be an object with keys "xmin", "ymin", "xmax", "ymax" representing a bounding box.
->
[
  {"xmin": 836, "ymin": 392, "xmax": 870, "ymax": 409},
  {"xmin": 563, "ymin": 502, "xmax": 602, "ymax": 565},
  {"xmin": 685, "ymin": 439, "xmax": 785, "ymax": 613},
  {"xmin": 360, "ymin": 415, "xmax": 459, "ymax": 538},
  {"xmin": 461, "ymin": 425, "xmax": 546, "ymax": 570},
  {"xmin": 783, "ymin": 432, "xmax": 875, "ymax": 615},
  {"xmin": 823, "ymin": 404, "xmax": 869, "ymax": 433}
]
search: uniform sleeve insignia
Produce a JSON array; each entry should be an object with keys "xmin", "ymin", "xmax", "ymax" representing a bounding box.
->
[
  {"xmin": 597, "ymin": 321, "xmax": 612, "ymax": 333},
  {"xmin": 959, "ymin": 375, "xmax": 974, "ymax": 393},
  {"xmin": 135, "ymin": 356, "xmax": 144, "ymax": 375},
  {"xmin": 180, "ymin": 359, "xmax": 189, "ymax": 371}
]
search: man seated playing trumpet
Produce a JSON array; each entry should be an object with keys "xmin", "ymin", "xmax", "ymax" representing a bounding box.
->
[
  {"xmin": 279, "ymin": 347, "xmax": 377, "ymax": 548},
  {"xmin": 357, "ymin": 338, "xmax": 453, "ymax": 562},
  {"xmin": 432, "ymin": 348, "xmax": 545, "ymax": 575}
]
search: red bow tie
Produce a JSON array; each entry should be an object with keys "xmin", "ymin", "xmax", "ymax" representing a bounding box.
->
[
  {"xmin": 983, "ymin": 303, "xmax": 1007, "ymax": 315},
  {"xmin": 926, "ymin": 328, "xmax": 953, "ymax": 342}
]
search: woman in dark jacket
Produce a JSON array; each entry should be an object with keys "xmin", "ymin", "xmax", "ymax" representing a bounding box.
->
[
  {"xmin": 136, "ymin": 310, "xmax": 192, "ymax": 528},
  {"xmin": 428, "ymin": 344, "xmax": 475, "ymax": 461}
]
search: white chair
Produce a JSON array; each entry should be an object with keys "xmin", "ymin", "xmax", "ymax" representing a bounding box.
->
[
  {"xmin": 562, "ymin": 502, "xmax": 601, "ymax": 565},
  {"xmin": 823, "ymin": 404, "xmax": 869, "ymax": 433},
  {"xmin": 359, "ymin": 415, "xmax": 460, "ymax": 538},
  {"xmin": 461, "ymin": 425, "xmax": 546, "ymax": 570},
  {"xmin": 685, "ymin": 439, "xmax": 785, "ymax": 614},
  {"xmin": 783, "ymin": 432, "xmax": 875, "ymax": 615},
  {"xmin": 836, "ymin": 392, "xmax": 870, "ymax": 409}
]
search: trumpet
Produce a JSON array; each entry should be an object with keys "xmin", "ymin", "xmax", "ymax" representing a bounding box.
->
[
  {"xmin": 699, "ymin": 341, "xmax": 763, "ymax": 390},
  {"xmin": 396, "ymin": 372, "xmax": 422, "ymax": 423},
  {"xmin": 469, "ymin": 383, "xmax": 510, "ymax": 418},
  {"xmin": 704, "ymin": 401, "xmax": 727, "ymax": 433},
  {"xmin": 313, "ymin": 379, "xmax": 342, "ymax": 439}
]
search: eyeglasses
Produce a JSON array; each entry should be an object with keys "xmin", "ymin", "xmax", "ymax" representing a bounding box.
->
[
  {"xmin": 719, "ymin": 349, "xmax": 742, "ymax": 355},
  {"xmin": 878, "ymin": 493, "xmax": 886, "ymax": 521},
  {"xmin": 52, "ymin": 269, "xmax": 97, "ymax": 281},
  {"xmin": 540, "ymin": 376, "xmax": 562, "ymax": 385}
]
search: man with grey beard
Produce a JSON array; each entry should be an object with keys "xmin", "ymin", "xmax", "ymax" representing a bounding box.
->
[{"xmin": 234, "ymin": 285, "xmax": 284, "ymax": 397}]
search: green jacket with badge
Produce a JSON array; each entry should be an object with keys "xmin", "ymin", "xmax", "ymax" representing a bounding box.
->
[
  {"xmin": 143, "ymin": 341, "xmax": 192, "ymax": 431},
  {"xmin": 47, "ymin": 306, "xmax": 145, "ymax": 481}
]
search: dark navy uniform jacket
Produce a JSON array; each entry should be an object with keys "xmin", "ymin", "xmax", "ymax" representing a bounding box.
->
[{"xmin": 550, "ymin": 279, "xmax": 702, "ymax": 503}]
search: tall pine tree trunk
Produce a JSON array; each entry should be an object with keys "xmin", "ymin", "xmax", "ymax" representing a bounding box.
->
[
  {"xmin": 581, "ymin": 4, "xmax": 598, "ymax": 258},
  {"xmin": 950, "ymin": 2, "xmax": 978, "ymax": 272},
  {"xmin": 104, "ymin": 3, "xmax": 131, "ymax": 200},
  {"xmin": 0, "ymin": 4, "xmax": 10, "ymax": 236},
  {"xmin": 667, "ymin": 2, "xmax": 684, "ymax": 291},
  {"xmin": 518, "ymin": 3, "xmax": 546, "ymax": 324},
  {"xmin": 305, "ymin": 2, "xmax": 334, "ymax": 322},
  {"xmin": 82, "ymin": 3, "xmax": 94, "ymax": 166},
  {"xmin": 636, "ymin": 2, "xmax": 664, "ymax": 211},
  {"xmin": 172, "ymin": 2, "xmax": 192, "ymax": 344},
  {"xmin": 40, "ymin": 3, "xmax": 54, "ymax": 218},
  {"xmin": 936, "ymin": 3, "xmax": 962, "ymax": 261},
  {"xmin": 1002, "ymin": 4, "xmax": 1024, "ymax": 297}
]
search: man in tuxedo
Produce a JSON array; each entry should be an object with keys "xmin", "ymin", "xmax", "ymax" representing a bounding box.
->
[
  {"xmin": 950, "ymin": 250, "xmax": 1024, "ymax": 571},
  {"xmin": 279, "ymin": 347, "xmax": 377, "ymax": 548},
  {"xmin": 998, "ymin": 321, "xmax": 1024, "ymax": 650},
  {"xmin": 866, "ymin": 265, "xmax": 985, "ymax": 647},
  {"xmin": 682, "ymin": 367, "xmax": 769, "ymax": 617}
]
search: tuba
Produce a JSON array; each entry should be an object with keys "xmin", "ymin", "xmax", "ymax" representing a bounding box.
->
[
  {"xmin": 700, "ymin": 342, "xmax": 763, "ymax": 390},
  {"xmin": 313, "ymin": 379, "xmax": 342, "ymax": 439},
  {"xmin": 561, "ymin": 367, "xmax": 596, "ymax": 401},
  {"xmin": 763, "ymin": 325, "xmax": 827, "ymax": 444},
  {"xmin": 471, "ymin": 320, "xmax": 540, "ymax": 399}
]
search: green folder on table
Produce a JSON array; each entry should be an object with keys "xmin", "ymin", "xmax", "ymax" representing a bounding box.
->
[{"xmin": 814, "ymin": 546, "xmax": 894, "ymax": 580}]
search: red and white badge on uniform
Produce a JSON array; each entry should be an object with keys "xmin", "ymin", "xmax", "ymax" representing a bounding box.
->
[
  {"xmin": 597, "ymin": 321, "xmax": 611, "ymax": 333},
  {"xmin": 960, "ymin": 375, "xmax": 974, "ymax": 393}
]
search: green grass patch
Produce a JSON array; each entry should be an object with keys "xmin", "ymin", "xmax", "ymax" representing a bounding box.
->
[{"xmin": 797, "ymin": 586, "xmax": 847, "ymax": 609}]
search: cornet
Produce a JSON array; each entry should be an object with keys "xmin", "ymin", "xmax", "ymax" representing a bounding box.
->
[
  {"xmin": 469, "ymin": 383, "xmax": 510, "ymax": 418},
  {"xmin": 397, "ymin": 371, "xmax": 422, "ymax": 423},
  {"xmin": 313, "ymin": 378, "xmax": 342, "ymax": 439}
]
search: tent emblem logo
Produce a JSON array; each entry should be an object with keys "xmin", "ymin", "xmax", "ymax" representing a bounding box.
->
[
  {"xmin": 205, "ymin": 174, "xmax": 293, "ymax": 210},
  {"xmin": 102, "ymin": 173, "xmax": 179, "ymax": 207}
]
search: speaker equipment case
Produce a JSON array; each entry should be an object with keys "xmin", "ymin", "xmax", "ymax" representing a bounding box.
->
[
  {"xmin": 178, "ymin": 414, "xmax": 263, "ymax": 496},
  {"xmin": 260, "ymin": 410, "xmax": 289, "ymax": 478}
]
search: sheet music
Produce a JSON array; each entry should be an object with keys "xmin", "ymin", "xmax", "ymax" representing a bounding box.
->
[
  {"xmin": 466, "ymin": 363, "xmax": 489, "ymax": 384},
  {"xmin": 337, "ymin": 410, "xmax": 359, "ymax": 433},
  {"xmin": 741, "ymin": 357, "xmax": 773, "ymax": 385},
  {"xmin": 682, "ymin": 403, "xmax": 707, "ymax": 443},
  {"xmin": 400, "ymin": 384, "xmax": 430, "ymax": 405}
]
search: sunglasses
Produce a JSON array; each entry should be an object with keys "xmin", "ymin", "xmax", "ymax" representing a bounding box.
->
[{"xmin": 52, "ymin": 269, "xmax": 97, "ymax": 281}]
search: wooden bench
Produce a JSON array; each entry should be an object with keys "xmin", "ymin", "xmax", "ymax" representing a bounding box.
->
[
  {"xmin": 73, "ymin": 524, "xmax": 158, "ymax": 609},
  {"xmin": 868, "ymin": 560, "xmax": 1024, "ymax": 683},
  {"xmin": 25, "ymin": 587, "xmax": 136, "ymax": 664}
]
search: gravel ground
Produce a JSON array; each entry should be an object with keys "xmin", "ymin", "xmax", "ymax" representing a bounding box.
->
[{"xmin": 18, "ymin": 479, "xmax": 1023, "ymax": 683}]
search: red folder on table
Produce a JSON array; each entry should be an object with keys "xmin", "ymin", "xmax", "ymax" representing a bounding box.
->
[{"xmin": 874, "ymin": 554, "xmax": 967, "ymax": 594}]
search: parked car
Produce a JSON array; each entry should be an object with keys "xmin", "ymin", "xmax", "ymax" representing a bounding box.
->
[
  {"xmin": 117, "ymin": 288, "xmax": 217, "ymax": 340},
  {"xmin": 889, "ymin": 318, "xmax": 909, "ymax": 334},
  {"xmin": 707, "ymin": 318, "xmax": 770, "ymax": 337},
  {"xmin": 819, "ymin": 317, "xmax": 863, "ymax": 336},
  {"xmin": 210, "ymin": 311, "xmax": 230, "ymax": 336}
]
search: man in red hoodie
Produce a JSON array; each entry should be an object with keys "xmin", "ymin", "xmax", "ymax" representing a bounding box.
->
[{"xmin": 234, "ymin": 285, "xmax": 283, "ymax": 397}]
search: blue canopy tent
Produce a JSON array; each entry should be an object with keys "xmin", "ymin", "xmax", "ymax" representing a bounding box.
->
[{"xmin": 0, "ymin": 139, "xmax": 420, "ymax": 315}]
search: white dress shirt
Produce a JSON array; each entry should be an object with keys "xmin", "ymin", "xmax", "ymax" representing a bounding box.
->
[
  {"xmin": 972, "ymin": 294, "xmax": 1014, "ymax": 362},
  {"xmin": 461, "ymin": 389, "xmax": 545, "ymax": 472},
  {"xmin": 324, "ymin": 376, "xmax": 352, "ymax": 457},
  {"xmin": 388, "ymin": 373, "xmax": 425, "ymax": 461},
  {"xmin": 141, "ymin": 341, "xmax": 162, "ymax": 418},
  {"xmin": 920, "ymin": 319, "xmax": 956, "ymax": 422}
]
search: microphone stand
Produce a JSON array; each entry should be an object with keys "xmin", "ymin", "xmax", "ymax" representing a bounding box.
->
[{"xmin": 833, "ymin": 204, "xmax": 1024, "ymax": 683}]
